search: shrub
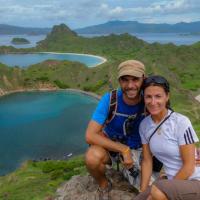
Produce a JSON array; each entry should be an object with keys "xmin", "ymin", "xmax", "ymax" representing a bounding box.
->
[
  {"xmin": 36, "ymin": 76, "xmax": 49, "ymax": 82},
  {"xmin": 50, "ymin": 170, "xmax": 63, "ymax": 180},
  {"xmin": 54, "ymin": 80, "xmax": 69, "ymax": 89}
]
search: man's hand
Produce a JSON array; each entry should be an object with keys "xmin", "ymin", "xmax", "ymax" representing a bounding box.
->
[{"xmin": 121, "ymin": 147, "xmax": 134, "ymax": 169}]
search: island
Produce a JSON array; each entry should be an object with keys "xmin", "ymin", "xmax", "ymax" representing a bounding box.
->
[
  {"xmin": 11, "ymin": 37, "xmax": 30, "ymax": 44},
  {"xmin": 0, "ymin": 23, "xmax": 200, "ymax": 200}
]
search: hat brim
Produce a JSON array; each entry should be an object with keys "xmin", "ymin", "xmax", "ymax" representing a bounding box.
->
[{"xmin": 118, "ymin": 71, "xmax": 144, "ymax": 79}]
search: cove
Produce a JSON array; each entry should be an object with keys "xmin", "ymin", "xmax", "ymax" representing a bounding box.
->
[
  {"xmin": 0, "ymin": 91, "xmax": 98, "ymax": 175},
  {"xmin": 0, "ymin": 52, "xmax": 106, "ymax": 68}
]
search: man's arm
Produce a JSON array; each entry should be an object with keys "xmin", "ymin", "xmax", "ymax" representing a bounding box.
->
[{"xmin": 85, "ymin": 120, "xmax": 133, "ymax": 169}]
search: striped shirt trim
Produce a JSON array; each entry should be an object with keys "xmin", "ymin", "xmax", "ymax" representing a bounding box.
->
[{"xmin": 184, "ymin": 127, "xmax": 195, "ymax": 144}]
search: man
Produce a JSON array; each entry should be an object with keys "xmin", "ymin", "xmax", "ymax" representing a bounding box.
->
[{"xmin": 85, "ymin": 60, "xmax": 146, "ymax": 200}]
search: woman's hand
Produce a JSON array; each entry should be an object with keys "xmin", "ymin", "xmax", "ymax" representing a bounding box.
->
[
  {"xmin": 195, "ymin": 159, "xmax": 200, "ymax": 166},
  {"xmin": 196, "ymin": 147, "xmax": 200, "ymax": 166}
]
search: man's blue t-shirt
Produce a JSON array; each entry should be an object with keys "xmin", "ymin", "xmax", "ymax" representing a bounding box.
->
[{"xmin": 92, "ymin": 89, "xmax": 144, "ymax": 149}]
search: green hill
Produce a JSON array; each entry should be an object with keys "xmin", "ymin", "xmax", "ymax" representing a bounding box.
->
[
  {"xmin": 0, "ymin": 24, "xmax": 200, "ymax": 130},
  {"xmin": 0, "ymin": 23, "xmax": 200, "ymax": 199},
  {"xmin": 11, "ymin": 37, "xmax": 30, "ymax": 44},
  {"xmin": 0, "ymin": 156, "xmax": 86, "ymax": 200},
  {"xmin": 0, "ymin": 24, "xmax": 51, "ymax": 35},
  {"xmin": 75, "ymin": 20, "xmax": 200, "ymax": 34}
]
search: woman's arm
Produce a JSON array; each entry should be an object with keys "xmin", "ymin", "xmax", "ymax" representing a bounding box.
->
[
  {"xmin": 174, "ymin": 143, "xmax": 195, "ymax": 179},
  {"xmin": 140, "ymin": 144, "xmax": 153, "ymax": 192}
]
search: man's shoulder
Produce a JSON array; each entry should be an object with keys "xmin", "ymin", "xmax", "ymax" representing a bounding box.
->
[
  {"xmin": 100, "ymin": 91, "xmax": 111, "ymax": 102},
  {"xmin": 101, "ymin": 89, "xmax": 122, "ymax": 101}
]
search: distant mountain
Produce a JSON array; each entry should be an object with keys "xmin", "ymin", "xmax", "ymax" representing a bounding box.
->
[
  {"xmin": 50, "ymin": 23, "xmax": 77, "ymax": 37},
  {"xmin": 37, "ymin": 24, "xmax": 78, "ymax": 49},
  {"xmin": 0, "ymin": 24, "xmax": 51, "ymax": 35},
  {"xmin": 75, "ymin": 20, "xmax": 200, "ymax": 34}
]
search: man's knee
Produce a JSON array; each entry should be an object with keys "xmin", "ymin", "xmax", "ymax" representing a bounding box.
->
[
  {"xmin": 150, "ymin": 185, "xmax": 168, "ymax": 200},
  {"xmin": 85, "ymin": 145, "xmax": 109, "ymax": 169}
]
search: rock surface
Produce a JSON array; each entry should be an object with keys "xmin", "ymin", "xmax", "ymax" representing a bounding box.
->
[{"xmin": 55, "ymin": 169, "xmax": 137, "ymax": 200}]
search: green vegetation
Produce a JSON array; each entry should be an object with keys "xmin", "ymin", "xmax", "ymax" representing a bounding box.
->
[
  {"xmin": 11, "ymin": 38, "xmax": 30, "ymax": 44},
  {"xmin": 0, "ymin": 156, "xmax": 86, "ymax": 200},
  {"xmin": 0, "ymin": 24, "xmax": 200, "ymax": 198},
  {"xmin": 0, "ymin": 24, "xmax": 200, "ymax": 131},
  {"xmin": 0, "ymin": 23, "xmax": 199, "ymax": 126}
]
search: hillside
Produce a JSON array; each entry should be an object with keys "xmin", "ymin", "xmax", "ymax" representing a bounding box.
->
[
  {"xmin": 0, "ymin": 24, "xmax": 51, "ymax": 35},
  {"xmin": 75, "ymin": 20, "xmax": 200, "ymax": 34},
  {"xmin": 0, "ymin": 23, "xmax": 200, "ymax": 130},
  {"xmin": 2, "ymin": 20, "xmax": 200, "ymax": 36},
  {"xmin": 0, "ymin": 156, "xmax": 86, "ymax": 200},
  {"xmin": 0, "ymin": 23, "xmax": 200, "ymax": 199}
]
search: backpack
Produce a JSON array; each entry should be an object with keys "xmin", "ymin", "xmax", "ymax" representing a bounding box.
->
[
  {"xmin": 106, "ymin": 89, "xmax": 118, "ymax": 125},
  {"xmin": 106, "ymin": 89, "xmax": 145, "ymax": 127}
]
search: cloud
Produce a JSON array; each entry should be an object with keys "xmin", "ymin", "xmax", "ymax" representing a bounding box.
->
[
  {"xmin": 0, "ymin": 0, "xmax": 199, "ymax": 28},
  {"xmin": 93, "ymin": 0, "xmax": 200, "ymax": 24}
]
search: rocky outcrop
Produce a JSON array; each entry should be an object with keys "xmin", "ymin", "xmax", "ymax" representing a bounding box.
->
[
  {"xmin": 0, "ymin": 88, "xmax": 6, "ymax": 96},
  {"xmin": 195, "ymin": 94, "xmax": 200, "ymax": 103},
  {"xmin": 55, "ymin": 169, "xmax": 137, "ymax": 200},
  {"xmin": 3, "ymin": 75, "xmax": 13, "ymax": 88}
]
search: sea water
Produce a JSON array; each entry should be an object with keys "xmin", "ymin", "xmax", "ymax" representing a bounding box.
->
[
  {"xmin": 0, "ymin": 91, "xmax": 98, "ymax": 175},
  {"xmin": 0, "ymin": 52, "xmax": 104, "ymax": 68}
]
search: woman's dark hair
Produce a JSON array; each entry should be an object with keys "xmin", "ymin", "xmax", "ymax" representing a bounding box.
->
[{"xmin": 142, "ymin": 75, "xmax": 171, "ymax": 109}]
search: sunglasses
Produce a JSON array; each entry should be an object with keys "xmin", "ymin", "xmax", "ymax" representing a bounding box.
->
[{"xmin": 143, "ymin": 75, "xmax": 170, "ymax": 92}]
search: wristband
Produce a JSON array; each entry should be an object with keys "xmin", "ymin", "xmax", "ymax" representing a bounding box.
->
[
  {"xmin": 123, "ymin": 147, "xmax": 130, "ymax": 154},
  {"xmin": 138, "ymin": 188, "xmax": 142, "ymax": 193}
]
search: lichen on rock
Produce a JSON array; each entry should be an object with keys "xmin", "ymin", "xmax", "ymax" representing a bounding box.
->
[{"xmin": 55, "ymin": 169, "xmax": 137, "ymax": 200}]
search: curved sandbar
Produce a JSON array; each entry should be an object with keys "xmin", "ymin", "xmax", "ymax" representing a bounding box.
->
[
  {"xmin": 40, "ymin": 52, "xmax": 107, "ymax": 67},
  {"xmin": 0, "ymin": 52, "xmax": 107, "ymax": 97},
  {"xmin": 0, "ymin": 52, "xmax": 107, "ymax": 68}
]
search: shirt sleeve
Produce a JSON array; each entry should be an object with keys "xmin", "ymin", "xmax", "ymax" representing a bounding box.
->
[
  {"xmin": 139, "ymin": 119, "xmax": 149, "ymax": 144},
  {"xmin": 177, "ymin": 116, "xmax": 199, "ymax": 145},
  {"xmin": 91, "ymin": 92, "xmax": 110, "ymax": 125}
]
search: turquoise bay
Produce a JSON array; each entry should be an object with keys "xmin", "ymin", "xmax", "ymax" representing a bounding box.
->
[
  {"xmin": 0, "ymin": 91, "xmax": 98, "ymax": 175},
  {"xmin": 0, "ymin": 52, "xmax": 105, "ymax": 68}
]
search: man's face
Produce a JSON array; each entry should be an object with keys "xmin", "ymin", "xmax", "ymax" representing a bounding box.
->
[{"xmin": 119, "ymin": 75, "xmax": 144, "ymax": 102}]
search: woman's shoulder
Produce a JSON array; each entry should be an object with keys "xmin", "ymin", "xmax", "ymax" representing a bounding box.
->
[
  {"xmin": 171, "ymin": 111, "xmax": 191, "ymax": 125},
  {"xmin": 140, "ymin": 114, "xmax": 152, "ymax": 127}
]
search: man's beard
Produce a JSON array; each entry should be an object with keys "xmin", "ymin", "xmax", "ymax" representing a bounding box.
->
[{"xmin": 123, "ymin": 88, "xmax": 139, "ymax": 99}]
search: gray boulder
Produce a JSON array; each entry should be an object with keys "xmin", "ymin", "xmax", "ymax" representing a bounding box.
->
[{"xmin": 55, "ymin": 169, "xmax": 138, "ymax": 200}]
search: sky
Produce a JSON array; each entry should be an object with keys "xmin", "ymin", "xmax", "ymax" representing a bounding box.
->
[{"xmin": 0, "ymin": 0, "xmax": 200, "ymax": 29}]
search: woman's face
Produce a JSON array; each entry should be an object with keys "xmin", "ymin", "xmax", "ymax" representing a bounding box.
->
[{"xmin": 144, "ymin": 85, "xmax": 169, "ymax": 116}]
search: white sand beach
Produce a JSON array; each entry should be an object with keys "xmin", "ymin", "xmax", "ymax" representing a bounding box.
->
[{"xmin": 39, "ymin": 52, "xmax": 107, "ymax": 67}]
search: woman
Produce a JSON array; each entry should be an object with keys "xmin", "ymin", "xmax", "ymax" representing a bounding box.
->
[{"xmin": 135, "ymin": 75, "xmax": 200, "ymax": 200}]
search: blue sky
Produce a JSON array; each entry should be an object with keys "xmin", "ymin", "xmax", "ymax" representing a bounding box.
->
[{"xmin": 0, "ymin": 0, "xmax": 200, "ymax": 29}]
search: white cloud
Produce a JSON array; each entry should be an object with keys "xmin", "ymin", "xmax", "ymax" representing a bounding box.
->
[{"xmin": 0, "ymin": 0, "xmax": 199, "ymax": 28}]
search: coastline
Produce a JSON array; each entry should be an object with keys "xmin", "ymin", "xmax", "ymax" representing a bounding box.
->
[
  {"xmin": 2, "ymin": 51, "xmax": 107, "ymax": 68},
  {"xmin": 39, "ymin": 52, "xmax": 107, "ymax": 67},
  {"xmin": 0, "ymin": 87, "xmax": 101, "ymax": 100},
  {"xmin": 0, "ymin": 51, "xmax": 106, "ymax": 98},
  {"xmin": 0, "ymin": 87, "xmax": 100, "ymax": 177}
]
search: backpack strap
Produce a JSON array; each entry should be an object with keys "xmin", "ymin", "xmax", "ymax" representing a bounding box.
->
[
  {"xmin": 106, "ymin": 89, "xmax": 117, "ymax": 124},
  {"xmin": 148, "ymin": 110, "xmax": 174, "ymax": 142}
]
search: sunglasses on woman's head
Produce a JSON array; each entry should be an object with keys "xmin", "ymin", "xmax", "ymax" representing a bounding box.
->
[{"xmin": 143, "ymin": 75, "xmax": 170, "ymax": 92}]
